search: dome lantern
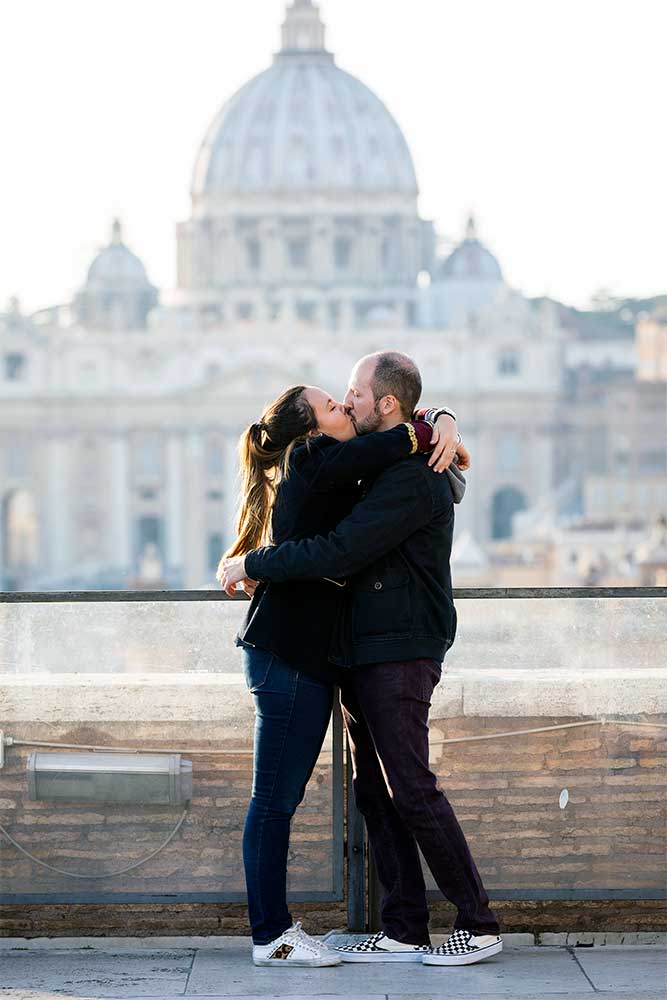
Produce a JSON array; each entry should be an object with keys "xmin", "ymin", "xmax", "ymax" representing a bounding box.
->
[{"xmin": 279, "ymin": 0, "xmax": 328, "ymax": 55}]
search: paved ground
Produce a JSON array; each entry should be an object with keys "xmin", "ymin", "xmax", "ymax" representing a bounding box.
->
[{"xmin": 0, "ymin": 936, "xmax": 665, "ymax": 999}]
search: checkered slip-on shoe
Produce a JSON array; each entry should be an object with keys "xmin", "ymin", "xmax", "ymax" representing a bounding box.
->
[
  {"xmin": 336, "ymin": 931, "xmax": 430, "ymax": 963},
  {"xmin": 422, "ymin": 929, "xmax": 503, "ymax": 966},
  {"xmin": 252, "ymin": 921, "xmax": 342, "ymax": 967}
]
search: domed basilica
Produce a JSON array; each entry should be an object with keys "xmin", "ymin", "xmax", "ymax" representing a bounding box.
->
[
  {"xmin": 4, "ymin": 0, "xmax": 642, "ymax": 593},
  {"xmin": 176, "ymin": 0, "xmax": 426, "ymax": 330}
]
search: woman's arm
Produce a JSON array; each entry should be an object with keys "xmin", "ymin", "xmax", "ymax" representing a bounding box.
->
[{"xmin": 307, "ymin": 420, "xmax": 434, "ymax": 492}]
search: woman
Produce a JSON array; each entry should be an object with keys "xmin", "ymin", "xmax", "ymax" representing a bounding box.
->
[{"xmin": 216, "ymin": 384, "xmax": 466, "ymax": 967}]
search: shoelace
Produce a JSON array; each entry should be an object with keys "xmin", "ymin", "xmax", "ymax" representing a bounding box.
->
[{"xmin": 287, "ymin": 921, "xmax": 329, "ymax": 955}]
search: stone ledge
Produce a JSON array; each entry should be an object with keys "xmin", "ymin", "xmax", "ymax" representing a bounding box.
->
[{"xmin": 2, "ymin": 669, "xmax": 666, "ymax": 722}]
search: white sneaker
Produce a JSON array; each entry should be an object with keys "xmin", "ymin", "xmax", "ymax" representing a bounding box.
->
[
  {"xmin": 422, "ymin": 929, "xmax": 503, "ymax": 966},
  {"xmin": 336, "ymin": 930, "xmax": 429, "ymax": 963},
  {"xmin": 252, "ymin": 921, "xmax": 342, "ymax": 967}
]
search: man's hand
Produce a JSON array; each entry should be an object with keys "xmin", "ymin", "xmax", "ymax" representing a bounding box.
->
[
  {"xmin": 427, "ymin": 414, "xmax": 471, "ymax": 473},
  {"xmin": 218, "ymin": 555, "xmax": 248, "ymax": 597}
]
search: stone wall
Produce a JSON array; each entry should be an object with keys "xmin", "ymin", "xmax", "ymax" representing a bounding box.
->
[{"xmin": 1, "ymin": 664, "xmax": 665, "ymax": 936}]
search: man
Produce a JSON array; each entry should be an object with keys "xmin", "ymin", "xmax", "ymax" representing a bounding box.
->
[{"xmin": 222, "ymin": 351, "xmax": 502, "ymax": 968}]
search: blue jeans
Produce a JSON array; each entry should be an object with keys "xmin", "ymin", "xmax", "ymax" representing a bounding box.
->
[{"xmin": 241, "ymin": 646, "xmax": 333, "ymax": 944}]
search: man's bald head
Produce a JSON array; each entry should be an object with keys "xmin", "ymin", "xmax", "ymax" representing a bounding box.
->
[{"xmin": 364, "ymin": 351, "xmax": 422, "ymax": 420}]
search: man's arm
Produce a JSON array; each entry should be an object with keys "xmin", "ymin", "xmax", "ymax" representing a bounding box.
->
[{"xmin": 245, "ymin": 461, "xmax": 434, "ymax": 583}]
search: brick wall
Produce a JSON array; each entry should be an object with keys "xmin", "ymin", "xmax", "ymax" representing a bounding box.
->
[
  {"xmin": 0, "ymin": 723, "xmax": 335, "ymax": 898},
  {"xmin": 0, "ymin": 713, "xmax": 664, "ymax": 936},
  {"xmin": 424, "ymin": 713, "xmax": 667, "ymax": 895}
]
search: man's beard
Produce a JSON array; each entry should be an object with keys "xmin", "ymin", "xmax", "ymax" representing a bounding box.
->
[{"xmin": 352, "ymin": 404, "xmax": 383, "ymax": 436}]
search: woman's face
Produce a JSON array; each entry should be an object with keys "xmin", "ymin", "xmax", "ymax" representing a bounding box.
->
[{"xmin": 303, "ymin": 386, "xmax": 356, "ymax": 442}]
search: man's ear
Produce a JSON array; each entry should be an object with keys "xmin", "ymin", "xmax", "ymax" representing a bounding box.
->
[{"xmin": 382, "ymin": 395, "xmax": 399, "ymax": 415}]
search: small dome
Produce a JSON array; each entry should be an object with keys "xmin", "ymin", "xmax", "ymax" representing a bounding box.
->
[
  {"xmin": 191, "ymin": 1, "xmax": 417, "ymax": 197},
  {"xmin": 439, "ymin": 216, "xmax": 503, "ymax": 282},
  {"xmin": 75, "ymin": 220, "xmax": 158, "ymax": 330},
  {"xmin": 87, "ymin": 220, "xmax": 151, "ymax": 286}
]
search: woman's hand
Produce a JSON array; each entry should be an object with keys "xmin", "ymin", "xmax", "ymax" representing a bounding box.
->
[
  {"xmin": 454, "ymin": 440, "xmax": 471, "ymax": 471},
  {"xmin": 240, "ymin": 578, "xmax": 259, "ymax": 598},
  {"xmin": 217, "ymin": 555, "xmax": 247, "ymax": 597},
  {"xmin": 427, "ymin": 414, "xmax": 471, "ymax": 473}
]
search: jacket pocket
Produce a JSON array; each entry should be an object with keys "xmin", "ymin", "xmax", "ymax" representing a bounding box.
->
[{"xmin": 352, "ymin": 567, "xmax": 412, "ymax": 639}]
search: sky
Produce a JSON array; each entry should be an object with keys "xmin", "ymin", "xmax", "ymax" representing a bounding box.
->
[{"xmin": 1, "ymin": 0, "xmax": 665, "ymax": 314}]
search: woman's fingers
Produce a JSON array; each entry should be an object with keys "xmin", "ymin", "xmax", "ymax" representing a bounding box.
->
[
  {"xmin": 429, "ymin": 439, "xmax": 457, "ymax": 471},
  {"xmin": 455, "ymin": 442, "xmax": 471, "ymax": 471}
]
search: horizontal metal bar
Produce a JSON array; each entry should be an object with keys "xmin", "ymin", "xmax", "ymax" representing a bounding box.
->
[
  {"xmin": 0, "ymin": 890, "xmax": 342, "ymax": 905},
  {"xmin": 427, "ymin": 888, "xmax": 667, "ymax": 901},
  {"xmin": 0, "ymin": 586, "xmax": 665, "ymax": 603},
  {"xmin": 2, "ymin": 888, "xmax": 662, "ymax": 905}
]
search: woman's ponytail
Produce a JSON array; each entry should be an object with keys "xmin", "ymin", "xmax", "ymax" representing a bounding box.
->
[{"xmin": 222, "ymin": 386, "xmax": 317, "ymax": 561}]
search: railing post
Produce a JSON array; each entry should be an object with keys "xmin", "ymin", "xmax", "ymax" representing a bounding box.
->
[
  {"xmin": 345, "ymin": 736, "xmax": 366, "ymax": 931},
  {"xmin": 367, "ymin": 846, "xmax": 382, "ymax": 932}
]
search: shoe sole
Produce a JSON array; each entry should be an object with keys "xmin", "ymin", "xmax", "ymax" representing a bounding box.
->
[
  {"xmin": 337, "ymin": 950, "xmax": 425, "ymax": 963},
  {"xmin": 422, "ymin": 939, "xmax": 503, "ymax": 966},
  {"xmin": 253, "ymin": 957, "xmax": 342, "ymax": 967}
]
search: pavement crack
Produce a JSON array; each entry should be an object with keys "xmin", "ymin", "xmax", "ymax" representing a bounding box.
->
[
  {"xmin": 182, "ymin": 948, "xmax": 197, "ymax": 995},
  {"xmin": 567, "ymin": 944, "xmax": 599, "ymax": 991}
]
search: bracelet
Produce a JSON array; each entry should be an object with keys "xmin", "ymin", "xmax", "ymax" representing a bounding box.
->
[
  {"xmin": 431, "ymin": 406, "xmax": 457, "ymax": 423},
  {"xmin": 417, "ymin": 406, "xmax": 458, "ymax": 425}
]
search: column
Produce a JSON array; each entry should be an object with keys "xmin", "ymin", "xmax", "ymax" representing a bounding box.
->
[
  {"xmin": 221, "ymin": 433, "xmax": 241, "ymax": 553},
  {"xmin": 109, "ymin": 433, "xmax": 132, "ymax": 574},
  {"xmin": 166, "ymin": 432, "xmax": 184, "ymax": 574},
  {"xmin": 0, "ymin": 482, "xmax": 5, "ymax": 589},
  {"xmin": 46, "ymin": 435, "xmax": 71, "ymax": 579},
  {"xmin": 183, "ymin": 430, "xmax": 206, "ymax": 588}
]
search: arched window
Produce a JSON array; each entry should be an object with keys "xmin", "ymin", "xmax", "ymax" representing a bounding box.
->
[{"xmin": 491, "ymin": 487, "xmax": 528, "ymax": 540}]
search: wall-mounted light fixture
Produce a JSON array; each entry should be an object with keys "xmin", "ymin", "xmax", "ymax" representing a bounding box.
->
[{"xmin": 27, "ymin": 752, "xmax": 193, "ymax": 805}]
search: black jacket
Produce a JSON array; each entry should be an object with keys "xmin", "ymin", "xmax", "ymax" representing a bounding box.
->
[
  {"xmin": 236, "ymin": 422, "xmax": 430, "ymax": 685},
  {"xmin": 245, "ymin": 453, "xmax": 457, "ymax": 670}
]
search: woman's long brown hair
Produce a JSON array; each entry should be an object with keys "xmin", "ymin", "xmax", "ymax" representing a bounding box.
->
[{"xmin": 222, "ymin": 385, "xmax": 317, "ymax": 561}]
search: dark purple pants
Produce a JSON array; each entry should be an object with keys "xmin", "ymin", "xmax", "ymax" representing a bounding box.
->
[{"xmin": 340, "ymin": 657, "xmax": 500, "ymax": 945}]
